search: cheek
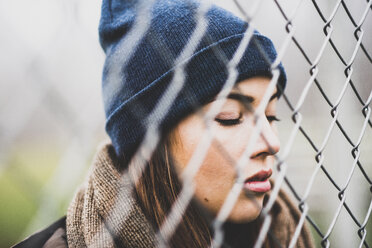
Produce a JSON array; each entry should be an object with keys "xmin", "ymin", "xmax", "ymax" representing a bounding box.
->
[
  {"xmin": 212, "ymin": 123, "xmax": 253, "ymax": 157},
  {"xmin": 171, "ymin": 124, "xmax": 238, "ymax": 209},
  {"xmin": 170, "ymin": 117, "xmax": 262, "ymax": 221},
  {"xmin": 170, "ymin": 117, "xmax": 201, "ymax": 172},
  {"xmin": 192, "ymin": 145, "xmax": 264, "ymax": 222},
  {"xmin": 192, "ymin": 144, "xmax": 237, "ymax": 212},
  {"xmin": 171, "ymin": 112, "xmax": 254, "ymax": 170}
]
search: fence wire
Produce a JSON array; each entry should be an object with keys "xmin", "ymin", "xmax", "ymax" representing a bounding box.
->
[{"xmin": 0, "ymin": 0, "xmax": 371, "ymax": 247}]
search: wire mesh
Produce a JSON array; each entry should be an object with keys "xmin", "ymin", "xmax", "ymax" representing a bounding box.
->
[{"xmin": 0, "ymin": 0, "xmax": 371, "ymax": 247}]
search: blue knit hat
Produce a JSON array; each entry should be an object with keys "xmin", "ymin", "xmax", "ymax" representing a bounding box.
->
[{"xmin": 99, "ymin": 0, "xmax": 286, "ymax": 160}]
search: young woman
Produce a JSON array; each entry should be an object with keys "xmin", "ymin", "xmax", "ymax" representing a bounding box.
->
[{"xmin": 14, "ymin": 0, "xmax": 315, "ymax": 247}]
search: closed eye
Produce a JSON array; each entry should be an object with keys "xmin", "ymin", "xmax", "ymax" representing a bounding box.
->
[
  {"xmin": 215, "ymin": 114, "xmax": 243, "ymax": 126},
  {"xmin": 215, "ymin": 118, "xmax": 241, "ymax": 126}
]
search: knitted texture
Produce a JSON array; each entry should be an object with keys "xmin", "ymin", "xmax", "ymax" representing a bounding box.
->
[
  {"xmin": 99, "ymin": 0, "xmax": 287, "ymax": 159},
  {"xmin": 66, "ymin": 143, "xmax": 156, "ymax": 247},
  {"xmin": 268, "ymin": 186, "xmax": 315, "ymax": 247},
  {"xmin": 66, "ymin": 143, "xmax": 314, "ymax": 248}
]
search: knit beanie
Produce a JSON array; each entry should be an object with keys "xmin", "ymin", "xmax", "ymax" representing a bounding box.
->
[{"xmin": 99, "ymin": 0, "xmax": 287, "ymax": 161}]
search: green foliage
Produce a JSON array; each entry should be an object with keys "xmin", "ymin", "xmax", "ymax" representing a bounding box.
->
[{"xmin": 0, "ymin": 146, "xmax": 60, "ymax": 247}]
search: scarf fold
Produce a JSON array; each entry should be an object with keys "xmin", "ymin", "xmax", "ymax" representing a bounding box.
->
[
  {"xmin": 66, "ymin": 143, "xmax": 156, "ymax": 248},
  {"xmin": 267, "ymin": 188, "xmax": 314, "ymax": 247},
  {"xmin": 66, "ymin": 143, "xmax": 314, "ymax": 248}
]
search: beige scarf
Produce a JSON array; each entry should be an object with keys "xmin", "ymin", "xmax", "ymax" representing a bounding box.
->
[{"xmin": 66, "ymin": 143, "xmax": 314, "ymax": 247}]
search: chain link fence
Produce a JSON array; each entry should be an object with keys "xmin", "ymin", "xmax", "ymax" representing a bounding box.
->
[{"xmin": 0, "ymin": 0, "xmax": 371, "ymax": 247}]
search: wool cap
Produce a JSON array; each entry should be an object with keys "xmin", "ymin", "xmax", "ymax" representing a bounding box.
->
[{"xmin": 99, "ymin": 0, "xmax": 287, "ymax": 160}]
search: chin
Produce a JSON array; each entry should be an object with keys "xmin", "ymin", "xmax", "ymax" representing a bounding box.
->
[{"xmin": 227, "ymin": 196, "xmax": 264, "ymax": 223}]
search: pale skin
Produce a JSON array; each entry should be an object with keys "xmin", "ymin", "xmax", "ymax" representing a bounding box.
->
[{"xmin": 170, "ymin": 77, "xmax": 280, "ymax": 223}]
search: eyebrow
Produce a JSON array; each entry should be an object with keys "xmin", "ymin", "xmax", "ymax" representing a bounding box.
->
[
  {"xmin": 228, "ymin": 91, "xmax": 279, "ymax": 104},
  {"xmin": 227, "ymin": 93, "xmax": 254, "ymax": 104}
]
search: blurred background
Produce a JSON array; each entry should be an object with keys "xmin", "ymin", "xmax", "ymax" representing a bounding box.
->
[{"xmin": 0, "ymin": 0, "xmax": 371, "ymax": 247}]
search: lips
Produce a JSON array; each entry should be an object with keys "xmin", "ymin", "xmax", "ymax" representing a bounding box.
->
[{"xmin": 244, "ymin": 169, "xmax": 272, "ymax": 193}]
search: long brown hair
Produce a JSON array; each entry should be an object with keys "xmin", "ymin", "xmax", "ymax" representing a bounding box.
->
[
  {"xmin": 131, "ymin": 137, "xmax": 272, "ymax": 248},
  {"xmin": 133, "ymin": 138, "xmax": 211, "ymax": 247}
]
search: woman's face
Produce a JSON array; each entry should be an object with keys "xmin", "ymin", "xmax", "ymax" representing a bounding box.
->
[{"xmin": 170, "ymin": 77, "xmax": 280, "ymax": 223}]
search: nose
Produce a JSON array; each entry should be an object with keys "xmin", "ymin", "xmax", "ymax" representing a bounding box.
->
[{"xmin": 250, "ymin": 116, "xmax": 280, "ymax": 159}]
